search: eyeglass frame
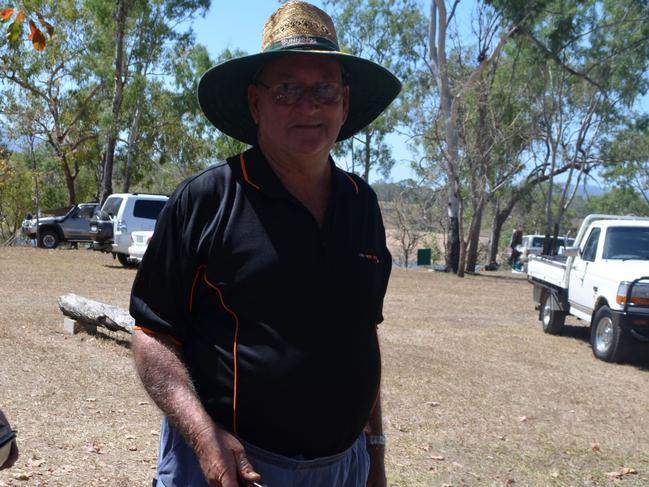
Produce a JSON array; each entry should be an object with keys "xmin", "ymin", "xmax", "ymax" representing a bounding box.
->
[{"xmin": 253, "ymin": 79, "xmax": 348, "ymax": 106}]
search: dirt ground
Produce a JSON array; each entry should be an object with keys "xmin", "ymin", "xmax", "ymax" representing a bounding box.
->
[{"xmin": 1, "ymin": 247, "xmax": 649, "ymax": 487}]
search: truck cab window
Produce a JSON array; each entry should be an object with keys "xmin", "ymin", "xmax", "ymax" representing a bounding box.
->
[{"xmin": 581, "ymin": 228, "xmax": 600, "ymax": 262}]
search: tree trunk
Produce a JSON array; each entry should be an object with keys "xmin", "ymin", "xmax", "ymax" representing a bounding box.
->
[
  {"xmin": 99, "ymin": 0, "xmax": 129, "ymax": 205},
  {"xmin": 465, "ymin": 198, "xmax": 485, "ymax": 272},
  {"xmin": 488, "ymin": 200, "xmax": 507, "ymax": 265},
  {"xmin": 122, "ymin": 102, "xmax": 142, "ymax": 193},
  {"xmin": 466, "ymin": 76, "xmax": 490, "ymax": 273},
  {"xmin": 363, "ymin": 131, "xmax": 371, "ymax": 182},
  {"xmin": 445, "ymin": 112, "xmax": 461, "ymax": 273},
  {"xmin": 446, "ymin": 193, "xmax": 460, "ymax": 273},
  {"xmin": 457, "ymin": 239, "xmax": 467, "ymax": 278},
  {"xmin": 61, "ymin": 155, "xmax": 77, "ymax": 205}
]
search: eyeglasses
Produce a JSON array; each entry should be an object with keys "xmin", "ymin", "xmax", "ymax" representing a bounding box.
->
[{"xmin": 255, "ymin": 81, "xmax": 344, "ymax": 106}]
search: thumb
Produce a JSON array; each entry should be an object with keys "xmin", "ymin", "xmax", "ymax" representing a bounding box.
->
[{"xmin": 233, "ymin": 450, "xmax": 261, "ymax": 483}]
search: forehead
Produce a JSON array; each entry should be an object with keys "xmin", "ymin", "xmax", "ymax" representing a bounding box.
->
[{"xmin": 257, "ymin": 54, "xmax": 343, "ymax": 81}]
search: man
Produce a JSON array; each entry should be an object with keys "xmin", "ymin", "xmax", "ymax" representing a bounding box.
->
[{"xmin": 130, "ymin": 2, "xmax": 400, "ymax": 486}]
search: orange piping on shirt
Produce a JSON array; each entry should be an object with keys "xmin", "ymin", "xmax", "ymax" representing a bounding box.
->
[
  {"xmin": 189, "ymin": 265, "xmax": 207, "ymax": 313},
  {"xmin": 240, "ymin": 153, "xmax": 261, "ymax": 190},
  {"xmin": 343, "ymin": 172, "xmax": 359, "ymax": 194},
  {"xmin": 133, "ymin": 325, "xmax": 183, "ymax": 348},
  {"xmin": 202, "ymin": 274, "xmax": 241, "ymax": 436}
]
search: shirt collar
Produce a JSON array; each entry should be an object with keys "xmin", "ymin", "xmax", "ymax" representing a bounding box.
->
[{"xmin": 238, "ymin": 146, "xmax": 359, "ymax": 200}]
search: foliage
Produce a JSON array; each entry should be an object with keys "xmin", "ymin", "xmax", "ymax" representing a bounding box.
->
[
  {"xmin": 0, "ymin": 0, "xmax": 104, "ymax": 205},
  {"xmin": 585, "ymin": 186, "xmax": 649, "ymax": 216},
  {"xmin": 324, "ymin": 0, "xmax": 428, "ymax": 181},
  {"xmin": 0, "ymin": 151, "xmax": 31, "ymax": 240},
  {"xmin": 0, "ymin": 3, "xmax": 53, "ymax": 51},
  {"xmin": 600, "ymin": 117, "xmax": 649, "ymax": 205}
]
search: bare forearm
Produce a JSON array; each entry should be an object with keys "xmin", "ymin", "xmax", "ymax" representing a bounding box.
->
[
  {"xmin": 365, "ymin": 391, "xmax": 384, "ymax": 436},
  {"xmin": 366, "ymin": 328, "xmax": 387, "ymax": 486},
  {"xmin": 132, "ymin": 330, "xmax": 261, "ymax": 486},
  {"xmin": 132, "ymin": 330, "xmax": 213, "ymax": 445}
]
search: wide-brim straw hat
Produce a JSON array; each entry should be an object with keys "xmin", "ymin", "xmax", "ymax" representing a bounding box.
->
[{"xmin": 197, "ymin": 1, "xmax": 402, "ymax": 145}]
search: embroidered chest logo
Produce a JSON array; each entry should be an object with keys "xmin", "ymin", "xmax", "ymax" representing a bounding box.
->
[{"xmin": 358, "ymin": 249, "xmax": 380, "ymax": 264}]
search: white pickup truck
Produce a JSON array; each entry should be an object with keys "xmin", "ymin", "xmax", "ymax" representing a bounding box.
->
[{"xmin": 527, "ymin": 214, "xmax": 649, "ymax": 362}]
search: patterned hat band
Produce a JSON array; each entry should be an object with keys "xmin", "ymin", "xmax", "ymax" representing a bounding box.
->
[
  {"xmin": 261, "ymin": 2, "xmax": 340, "ymax": 52},
  {"xmin": 263, "ymin": 35, "xmax": 340, "ymax": 53}
]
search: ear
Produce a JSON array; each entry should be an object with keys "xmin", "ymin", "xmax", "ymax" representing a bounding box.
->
[
  {"xmin": 341, "ymin": 85, "xmax": 350, "ymax": 125},
  {"xmin": 247, "ymin": 84, "xmax": 260, "ymax": 125}
]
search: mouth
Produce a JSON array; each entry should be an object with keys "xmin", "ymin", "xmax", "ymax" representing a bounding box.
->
[{"xmin": 290, "ymin": 123, "xmax": 325, "ymax": 130}]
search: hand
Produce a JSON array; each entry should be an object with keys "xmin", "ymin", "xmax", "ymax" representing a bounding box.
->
[
  {"xmin": 192, "ymin": 424, "xmax": 261, "ymax": 487},
  {"xmin": 366, "ymin": 444, "xmax": 386, "ymax": 487}
]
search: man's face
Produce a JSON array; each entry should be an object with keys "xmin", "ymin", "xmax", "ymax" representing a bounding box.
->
[{"xmin": 248, "ymin": 55, "xmax": 349, "ymax": 161}]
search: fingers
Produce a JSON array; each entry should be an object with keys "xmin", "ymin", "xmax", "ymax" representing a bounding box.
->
[
  {"xmin": 209, "ymin": 452, "xmax": 260, "ymax": 487},
  {"xmin": 212, "ymin": 461, "xmax": 238, "ymax": 487},
  {"xmin": 198, "ymin": 431, "xmax": 261, "ymax": 487},
  {"xmin": 233, "ymin": 449, "xmax": 262, "ymax": 483}
]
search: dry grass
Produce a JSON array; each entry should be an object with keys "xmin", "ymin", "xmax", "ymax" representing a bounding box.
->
[{"xmin": 1, "ymin": 247, "xmax": 649, "ymax": 486}]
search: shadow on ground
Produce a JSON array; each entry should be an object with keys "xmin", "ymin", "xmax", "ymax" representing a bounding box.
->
[
  {"xmin": 470, "ymin": 271, "xmax": 529, "ymax": 283},
  {"xmin": 559, "ymin": 324, "xmax": 649, "ymax": 370}
]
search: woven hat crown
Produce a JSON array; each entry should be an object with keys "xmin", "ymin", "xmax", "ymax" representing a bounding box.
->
[{"xmin": 261, "ymin": 1, "xmax": 340, "ymax": 52}]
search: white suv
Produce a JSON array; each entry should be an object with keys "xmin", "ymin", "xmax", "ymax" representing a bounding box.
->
[{"xmin": 91, "ymin": 193, "xmax": 168, "ymax": 266}]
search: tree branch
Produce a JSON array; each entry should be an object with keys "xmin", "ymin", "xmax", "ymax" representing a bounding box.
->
[{"xmin": 523, "ymin": 30, "xmax": 606, "ymax": 92}]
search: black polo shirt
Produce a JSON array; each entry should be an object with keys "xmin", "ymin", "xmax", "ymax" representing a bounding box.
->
[{"xmin": 130, "ymin": 146, "xmax": 391, "ymax": 458}]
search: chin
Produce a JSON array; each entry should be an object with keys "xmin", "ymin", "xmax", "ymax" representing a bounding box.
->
[{"xmin": 288, "ymin": 138, "xmax": 336, "ymax": 157}]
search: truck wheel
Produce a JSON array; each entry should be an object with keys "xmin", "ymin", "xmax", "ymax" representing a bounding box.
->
[
  {"xmin": 541, "ymin": 292, "xmax": 565, "ymax": 335},
  {"xmin": 591, "ymin": 305, "xmax": 630, "ymax": 363},
  {"xmin": 38, "ymin": 230, "xmax": 60, "ymax": 249},
  {"xmin": 117, "ymin": 253, "xmax": 131, "ymax": 267}
]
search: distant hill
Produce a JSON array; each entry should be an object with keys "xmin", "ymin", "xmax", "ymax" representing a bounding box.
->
[{"xmin": 372, "ymin": 180, "xmax": 608, "ymax": 203}]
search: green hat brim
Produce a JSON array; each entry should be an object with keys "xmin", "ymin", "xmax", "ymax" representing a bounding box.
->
[{"xmin": 197, "ymin": 50, "xmax": 402, "ymax": 145}]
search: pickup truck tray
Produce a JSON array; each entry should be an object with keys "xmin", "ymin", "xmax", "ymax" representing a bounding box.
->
[{"xmin": 527, "ymin": 254, "xmax": 569, "ymax": 289}]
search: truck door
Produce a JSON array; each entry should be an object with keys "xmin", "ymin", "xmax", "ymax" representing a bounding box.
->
[
  {"xmin": 568, "ymin": 226, "xmax": 601, "ymax": 315},
  {"xmin": 65, "ymin": 205, "xmax": 95, "ymax": 240}
]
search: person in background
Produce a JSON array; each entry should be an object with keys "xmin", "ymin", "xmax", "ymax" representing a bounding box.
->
[{"xmin": 508, "ymin": 228, "xmax": 523, "ymax": 269}]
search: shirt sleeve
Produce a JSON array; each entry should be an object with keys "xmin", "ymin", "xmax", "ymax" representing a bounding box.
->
[{"xmin": 129, "ymin": 184, "xmax": 199, "ymax": 343}]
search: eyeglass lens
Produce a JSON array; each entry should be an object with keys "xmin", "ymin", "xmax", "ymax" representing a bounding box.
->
[{"xmin": 257, "ymin": 82, "xmax": 343, "ymax": 105}]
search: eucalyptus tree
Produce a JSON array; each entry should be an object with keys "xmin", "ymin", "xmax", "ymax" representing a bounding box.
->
[
  {"xmin": 323, "ymin": 0, "xmax": 427, "ymax": 182},
  {"xmin": 0, "ymin": 1, "xmax": 103, "ymax": 205},
  {"xmin": 489, "ymin": 0, "xmax": 649, "ymax": 252},
  {"xmin": 425, "ymin": 0, "xmax": 544, "ymax": 275},
  {"xmin": 125, "ymin": 45, "xmax": 248, "ymax": 194},
  {"xmin": 90, "ymin": 0, "xmax": 210, "ymax": 204},
  {"xmin": 600, "ymin": 118, "xmax": 649, "ymax": 207}
]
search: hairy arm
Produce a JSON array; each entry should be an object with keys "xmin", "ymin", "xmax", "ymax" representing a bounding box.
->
[
  {"xmin": 132, "ymin": 329, "xmax": 260, "ymax": 487},
  {"xmin": 365, "ymin": 389, "xmax": 386, "ymax": 487}
]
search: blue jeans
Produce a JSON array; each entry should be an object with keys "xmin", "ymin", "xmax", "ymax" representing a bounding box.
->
[{"xmin": 155, "ymin": 418, "xmax": 370, "ymax": 487}]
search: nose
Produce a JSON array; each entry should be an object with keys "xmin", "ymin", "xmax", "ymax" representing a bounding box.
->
[{"xmin": 295, "ymin": 89, "xmax": 321, "ymax": 111}]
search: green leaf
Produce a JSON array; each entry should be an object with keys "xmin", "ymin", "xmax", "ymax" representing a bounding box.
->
[{"xmin": 6, "ymin": 19, "xmax": 22, "ymax": 45}]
